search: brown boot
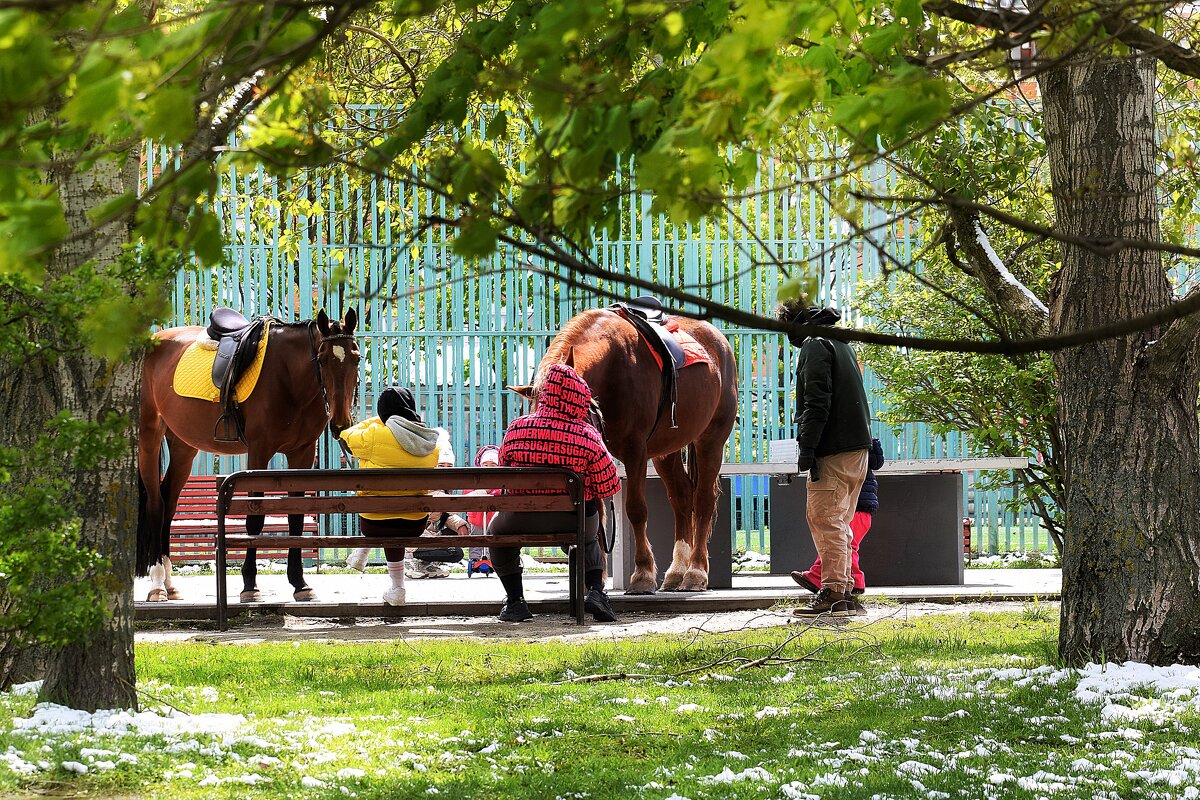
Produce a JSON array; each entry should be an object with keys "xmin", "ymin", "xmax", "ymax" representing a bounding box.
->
[{"xmin": 793, "ymin": 588, "xmax": 855, "ymax": 617}]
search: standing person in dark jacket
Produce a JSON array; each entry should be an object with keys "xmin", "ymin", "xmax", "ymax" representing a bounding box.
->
[
  {"xmin": 779, "ymin": 302, "xmax": 872, "ymax": 617},
  {"xmin": 792, "ymin": 437, "xmax": 884, "ymax": 598},
  {"xmin": 489, "ymin": 363, "xmax": 622, "ymax": 623}
]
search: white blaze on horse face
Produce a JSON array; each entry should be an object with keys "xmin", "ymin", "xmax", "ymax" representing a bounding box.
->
[{"xmin": 332, "ymin": 345, "xmax": 346, "ymax": 363}]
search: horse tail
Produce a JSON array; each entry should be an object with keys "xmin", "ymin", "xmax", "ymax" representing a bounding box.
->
[
  {"xmin": 685, "ymin": 441, "xmax": 699, "ymax": 488},
  {"xmin": 135, "ymin": 471, "xmax": 166, "ymax": 577}
]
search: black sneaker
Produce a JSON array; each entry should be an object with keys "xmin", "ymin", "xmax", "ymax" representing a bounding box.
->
[
  {"xmin": 499, "ymin": 598, "xmax": 533, "ymax": 622},
  {"xmin": 790, "ymin": 571, "xmax": 820, "ymax": 594},
  {"xmin": 851, "ymin": 595, "xmax": 867, "ymax": 616},
  {"xmin": 584, "ymin": 588, "xmax": 618, "ymax": 622},
  {"xmin": 851, "ymin": 587, "xmax": 865, "ymax": 596},
  {"xmin": 793, "ymin": 588, "xmax": 855, "ymax": 617}
]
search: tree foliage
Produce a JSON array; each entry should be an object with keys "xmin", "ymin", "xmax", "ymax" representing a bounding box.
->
[{"xmin": 6, "ymin": 0, "xmax": 1200, "ymax": 696}]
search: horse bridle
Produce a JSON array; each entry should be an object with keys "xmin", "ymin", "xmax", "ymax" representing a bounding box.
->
[{"xmin": 306, "ymin": 321, "xmax": 358, "ymax": 458}]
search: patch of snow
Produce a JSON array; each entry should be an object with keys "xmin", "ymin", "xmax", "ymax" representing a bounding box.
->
[
  {"xmin": 701, "ymin": 766, "xmax": 772, "ymax": 784},
  {"xmin": 779, "ymin": 782, "xmax": 820, "ymax": 800},
  {"xmin": 12, "ymin": 704, "xmax": 247, "ymax": 739}
]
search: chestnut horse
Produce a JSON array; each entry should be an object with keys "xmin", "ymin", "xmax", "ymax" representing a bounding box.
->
[
  {"xmin": 136, "ymin": 309, "xmax": 360, "ymax": 602},
  {"xmin": 517, "ymin": 309, "xmax": 737, "ymax": 593}
]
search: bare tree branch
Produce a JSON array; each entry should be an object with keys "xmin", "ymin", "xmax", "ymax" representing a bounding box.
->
[
  {"xmin": 1148, "ymin": 281, "xmax": 1200, "ymax": 372},
  {"xmin": 946, "ymin": 205, "xmax": 1050, "ymax": 338},
  {"xmin": 926, "ymin": 0, "xmax": 1200, "ymax": 80}
]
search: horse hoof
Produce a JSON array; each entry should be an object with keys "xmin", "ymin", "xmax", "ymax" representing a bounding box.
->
[
  {"xmin": 166, "ymin": 587, "xmax": 183, "ymax": 601},
  {"xmin": 293, "ymin": 588, "xmax": 317, "ymax": 602},
  {"xmin": 145, "ymin": 588, "xmax": 168, "ymax": 602},
  {"xmin": 239, "ymin": 590, "xmax": 262, "ymax": 603},
  {"xmin": 678, "ymin": 568, "xmax": 709, "ymax": 592},
  {"xmin": 660, "ymin": 570, "xmax": 686, "ymax": 591},
  {"xmin": 625, "ymin": 575, "xmax": 658, "ymax": 595}
]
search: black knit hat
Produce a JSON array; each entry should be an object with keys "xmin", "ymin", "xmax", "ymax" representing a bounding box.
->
[{"xmin": 377, "ymin": 386, "xmax": 421, "ymax": 423}]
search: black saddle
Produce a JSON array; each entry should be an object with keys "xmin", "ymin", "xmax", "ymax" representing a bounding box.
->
[
  {"xmin": 624, "ymin": 295, "xmax": 667, "ymax": 325},
  {"xmin": 609, "ymin": 296, "xmax": 685, "ymax": 432},
  {"xmin": 207, "ymin": 307, "xmax": 253, "ymax": 339},
  {"xmin": 206, "ymin": 308, "xmax": 268, "ymax": 443},
  {"xmin": 610, "ymin": 298, "xmax": 686, "ymax": 371}
]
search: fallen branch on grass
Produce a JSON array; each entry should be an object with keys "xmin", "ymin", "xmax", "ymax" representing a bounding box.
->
[{"xmin": 555, "ymin": 609, "xmax": 905, "ymax": 685}]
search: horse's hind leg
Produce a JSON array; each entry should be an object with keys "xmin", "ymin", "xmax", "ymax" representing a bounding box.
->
[
  {"xmin": 679, "ymin": 433, "xmax": 729, "ymax": 592},
  {"xmin": 285, "ymin": 442, "xmax": 318, "ymax": 602},
  {"xmin": 654, "ymin": 451, "xmax": 695, "ymax": 592},
  {"xmin": 138, "ymin": 407, "xmax": 170, "ymax": 602},
  {"xmin": 239, "ymin": 446, "xmax": 274, "ymax": 602},
  {"xmin": 158, "ymin": 434, "xmax": 198, "ymax": 600}
]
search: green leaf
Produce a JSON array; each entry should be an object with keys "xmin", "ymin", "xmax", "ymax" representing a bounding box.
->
[
  {"xmin": 0, "ymin": 199, "xmax": 68, "ymax": 279},
  {"xmin": 485, "ymin": 109, "xmax": 508, "ymax": 140},
  {"xmin": 141, "ymin": 86, "xmax": 196, "ymax": 143},
  {"xmin": 86, "ymin": 192, "xmax": 136, "ymax": 226},
  {"xmin": 62, "ymin": 64, "xmax": 128, "ymax": 131},
  {"xmin": 451, "ymin": 216, "xmax": 500, "ymax": 258},
  {"xmin": 189, "ymin": 210, "xmax": 225, "ymax": 268}
]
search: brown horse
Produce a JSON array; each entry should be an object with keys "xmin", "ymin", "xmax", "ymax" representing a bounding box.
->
[
  {"xmin": 136, "ymin": 309, "xmax": 360, "ymax": 602},
  {"xmin": 516, "ymin": 308, "xmax": 737, "ymax": 593}
]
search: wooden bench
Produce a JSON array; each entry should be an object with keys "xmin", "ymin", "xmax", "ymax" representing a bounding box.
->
[
  {"xmin": 170, "ymin": 476, "xmax": 319, "ymax": 563},
  {"xmin": 215, "ymin": 467, "xmax": 588, "ymax": 630}
]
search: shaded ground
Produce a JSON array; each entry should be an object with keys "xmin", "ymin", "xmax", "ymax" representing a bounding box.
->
[{"xmin": 136, "ymin": 600, "xmax": 1054, "ymax": 645}]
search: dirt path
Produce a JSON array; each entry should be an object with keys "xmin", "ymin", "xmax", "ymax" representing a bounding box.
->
[{"xmin": 137, "ymin": 600, "xmax": 1052, "ymax": 645}]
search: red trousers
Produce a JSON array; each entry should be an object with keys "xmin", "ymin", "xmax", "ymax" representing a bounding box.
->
[{"xmin": 805, "ymin": 510, "xmax": 873, "ymax": 591}]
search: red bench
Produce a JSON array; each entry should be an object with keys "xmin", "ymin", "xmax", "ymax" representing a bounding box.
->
[{"xmin": 170, "ymin": 476, "xmax": 318, "ymax": 563}]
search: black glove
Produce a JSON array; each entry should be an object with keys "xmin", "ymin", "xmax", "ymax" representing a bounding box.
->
[{"xmin": 797, "ymin": 447, "xmax": 816, "ymax": 474}]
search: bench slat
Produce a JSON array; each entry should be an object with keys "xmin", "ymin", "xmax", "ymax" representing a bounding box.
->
[
  {"xmin": 222, "ymin": 534, "xmax": 574, "ymax": 549},
  {"xmin": 227, "ymin": 495, "xmax": 576, "ymax": 515},
  {"xmin": 224, "ymin": 468, "xmax": 579, "ymax": 495}
]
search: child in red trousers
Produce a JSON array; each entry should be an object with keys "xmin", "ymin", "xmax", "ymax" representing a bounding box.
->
[{"xmin": 792, "ymin": 437, "xmax": 884, "ymax": 596}]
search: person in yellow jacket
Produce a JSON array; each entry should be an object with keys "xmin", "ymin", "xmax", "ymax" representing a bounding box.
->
[{"xmin": 338, "ymin": 386, "xmax": 439, "ymax": 606}]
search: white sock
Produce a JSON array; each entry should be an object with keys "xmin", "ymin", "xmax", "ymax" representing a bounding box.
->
[{"xmin": 387, "ymin": 562, "xmax": 405, "ymax": 589}]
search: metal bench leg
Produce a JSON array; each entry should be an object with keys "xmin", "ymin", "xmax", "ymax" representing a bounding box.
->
[{"xmin": 216, "ymin": 527, "xmax": 227, "ymax": 632}]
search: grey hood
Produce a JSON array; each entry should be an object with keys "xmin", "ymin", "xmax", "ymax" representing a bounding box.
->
[{"xmin": 385, "ymin": 417, "xmax": 440, "ymax": 457}]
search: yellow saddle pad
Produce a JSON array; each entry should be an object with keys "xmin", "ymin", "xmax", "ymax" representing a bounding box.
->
[{"xmin": 172, "ymin": 321, "xmax": 272, "ymax": 403}]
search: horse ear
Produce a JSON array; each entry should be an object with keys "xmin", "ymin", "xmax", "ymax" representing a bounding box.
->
[
  {"xmin": 343, "ymin": 307, "xmax": 358, "ymax": 335},
  {"xmin": 508, "ymin": 385, "xmax": 535, "ymax": 402},
  {"xmin": 317, "ymin": 309, "xmax": 331, "ymax": 335}
]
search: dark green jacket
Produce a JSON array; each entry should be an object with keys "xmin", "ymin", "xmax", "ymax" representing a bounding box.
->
[{"xmin": 795, "ymin": 335, "xmax": 871, "ymax": 457}]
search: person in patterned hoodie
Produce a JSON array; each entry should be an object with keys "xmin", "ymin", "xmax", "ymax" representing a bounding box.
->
[{"xmin": 489, "ymin": 363, "xmax": 621, "ymax": 623}]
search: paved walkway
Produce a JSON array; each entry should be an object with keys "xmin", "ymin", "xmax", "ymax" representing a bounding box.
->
[{"xmin": 135, "ymin": 568, "xmax": 1061, "ymax": 623}]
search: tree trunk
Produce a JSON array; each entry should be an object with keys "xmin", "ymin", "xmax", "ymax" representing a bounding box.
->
[
  {"xmin": 0, "ymin": 145, "xmax": 141, "ymax": 710},
  {"xmin": 1040, "ymin": 54, "xmax": 1200, "ymax": 664}
]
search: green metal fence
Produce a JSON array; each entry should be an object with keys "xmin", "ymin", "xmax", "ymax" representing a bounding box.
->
[{"xmin": 148, "ymin": 113, "xmax": 1047, "ymax": 557}]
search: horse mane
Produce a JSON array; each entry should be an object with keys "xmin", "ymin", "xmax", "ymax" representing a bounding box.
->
[{"xmin": 534, "ymin": 310, "xmax": 605, "ymax": 390}]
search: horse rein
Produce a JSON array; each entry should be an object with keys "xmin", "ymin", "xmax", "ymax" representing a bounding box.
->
[{"xmin": 305, "ymin": 322, "xmax": 358, "ymax": 459}]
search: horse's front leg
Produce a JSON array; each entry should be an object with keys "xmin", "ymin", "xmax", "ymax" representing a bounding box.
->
[
  {"xmin": 285, "ymin": 442, "xmax": 318, "ymax": 601},
  {"xmin": 240, "ymin": 447, "xmax": 273, "ymax": 602},
  {"xmin": 654, "ymin": 451, "xmax": 696, "ymax": 591},
  {"xmin": 624, "ymin": 454, "xmax": 659, "ymax": 595}
]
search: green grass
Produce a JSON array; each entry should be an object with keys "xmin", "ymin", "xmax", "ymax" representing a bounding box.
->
[{"xmin": 1, "ymin": 612, "xmax": 1197, "ymax": 799}]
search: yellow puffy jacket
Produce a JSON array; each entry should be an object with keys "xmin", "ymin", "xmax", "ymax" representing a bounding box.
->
[{"xmin": 339, "ymin": 416, "xmax": 439, "ymax": 520}]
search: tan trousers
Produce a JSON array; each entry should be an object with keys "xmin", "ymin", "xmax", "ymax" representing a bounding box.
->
[{"xmin": 806, "ymin": 449, "xmax": 868, "ymax": 594}]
